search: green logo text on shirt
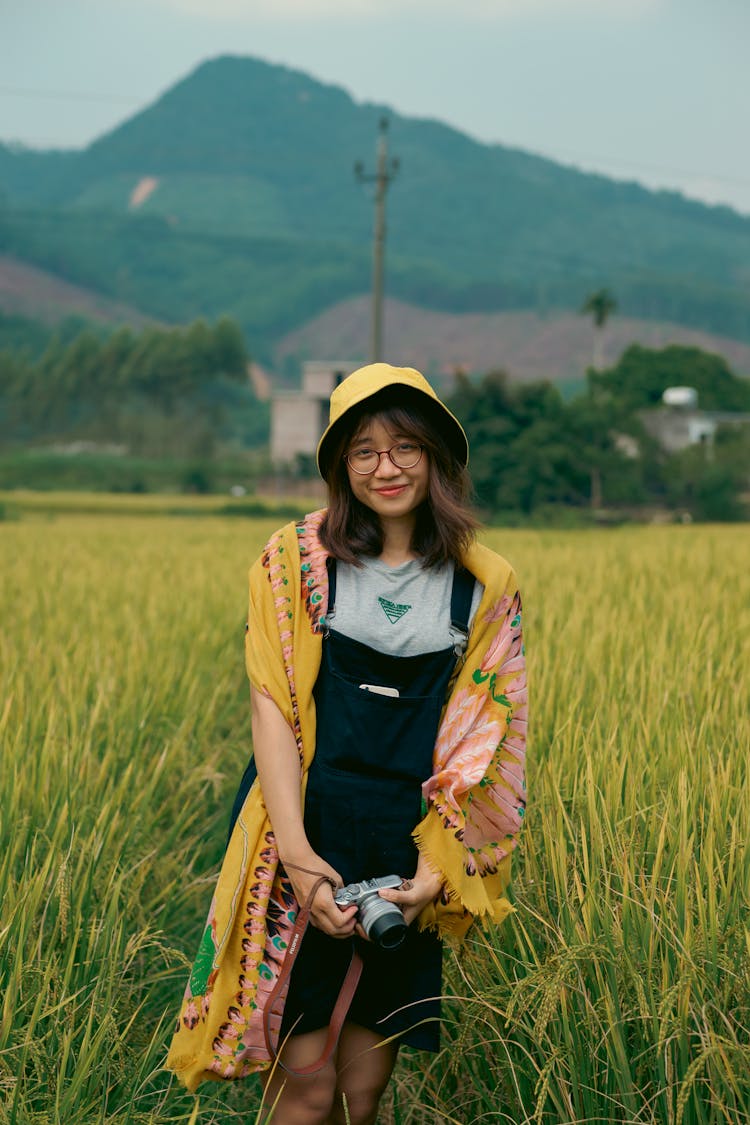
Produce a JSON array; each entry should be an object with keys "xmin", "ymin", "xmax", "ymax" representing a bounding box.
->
[{"xmin": 378, "ymin": 596, "xmax": 411, "ymax": 624}]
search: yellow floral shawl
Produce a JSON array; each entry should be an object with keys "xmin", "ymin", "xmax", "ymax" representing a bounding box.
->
[{"xmin": 166, "ymin": 510, "xmax": 527, "ymax": 1092}]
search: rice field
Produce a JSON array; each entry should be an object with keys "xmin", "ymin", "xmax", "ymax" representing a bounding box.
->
[{"xmin": 1, "ymin": 507, "xmax": 748, "ymax": 1124}]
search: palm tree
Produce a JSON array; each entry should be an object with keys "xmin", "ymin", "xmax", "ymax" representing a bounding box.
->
[{"xmin": 580, "ymin": 288, "xmax": 617, "ymax": 369}]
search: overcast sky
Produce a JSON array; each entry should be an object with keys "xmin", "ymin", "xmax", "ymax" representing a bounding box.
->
[{"xmin": 2, "ymin": 0, "xmax": 749, "ymax": 214}]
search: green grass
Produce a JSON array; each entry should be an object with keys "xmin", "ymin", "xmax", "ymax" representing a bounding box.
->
[
  {"xmin": 1, "ymin": 514, "xmax": 748, "ymax": 1123},
  {"xmin": 0, "ymin": 451, "xmax": 270, "ymax": 497},
  {"xmin": 0, "ymin": 489, "xmax": 319, "ymax": 521}
]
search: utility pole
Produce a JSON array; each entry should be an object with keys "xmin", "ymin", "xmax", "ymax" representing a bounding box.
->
[{"xmin": 355, "ymin": 117, "xmax": 399, "ymax": 364}]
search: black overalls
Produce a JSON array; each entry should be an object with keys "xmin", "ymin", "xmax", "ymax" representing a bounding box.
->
[{"xmin": 278, "ymin": 559, "xmax": 475, "ymax": 1051}]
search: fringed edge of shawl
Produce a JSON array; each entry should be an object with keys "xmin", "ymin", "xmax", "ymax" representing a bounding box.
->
[{"xmin": 413, "ymin": 806, "xmax": 515, "ymax": 941}]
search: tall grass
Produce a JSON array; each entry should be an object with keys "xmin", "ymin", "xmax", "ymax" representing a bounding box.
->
[
  {"xmin": 1, "ymin": 514, "xmax": 748, "ymax": 1123},
  {"xmin": 1, "ymin": 515, "xmax": 277, "ymax": 1124},
  {"xmin": 393, "ymin": 525, "xmax": 750, "ymax": 1123}
]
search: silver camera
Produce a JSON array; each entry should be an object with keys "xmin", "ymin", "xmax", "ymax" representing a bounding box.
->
[{"xmin": 334, "ymin": 874, "xmax": 407, "ymax": 950}]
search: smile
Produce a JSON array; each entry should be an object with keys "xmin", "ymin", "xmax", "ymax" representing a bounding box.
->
[{"xmin": 373, "ymin": 485, "xmax": 408, "ymax": 497}]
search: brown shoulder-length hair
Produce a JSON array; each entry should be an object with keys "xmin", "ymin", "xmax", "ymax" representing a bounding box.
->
[{"xmin": 318, "ymin": 393, "xmax": 478, "ymax": 568}]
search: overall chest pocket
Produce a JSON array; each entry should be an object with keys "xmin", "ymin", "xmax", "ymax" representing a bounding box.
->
[
  {"xmin": 316, "ymin": 671, "xmax": 443, "ymax": 780},
  {"xmin": 313, "ymin": 630, "xmax": 455, "ymax": 782}
]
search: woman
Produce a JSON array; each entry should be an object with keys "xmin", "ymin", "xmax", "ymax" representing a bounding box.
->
[{"xmin": 166, "ymin": 364, "xmax": 527, "ymax": 1125}]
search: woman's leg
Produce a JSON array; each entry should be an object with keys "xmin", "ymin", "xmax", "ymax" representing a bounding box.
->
[
  {"xmin": 260, "ymin": 1028, "xmax": 337, "ymax": 1125},
  {"xmin": 329, "ymin": 1022, "xmax": 399, "ymax": 1125}
]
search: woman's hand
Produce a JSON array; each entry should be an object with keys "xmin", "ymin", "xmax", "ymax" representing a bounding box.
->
[
  {"xmin": 374, "ymin": 856, "xmax": 443, "ymax": 929},
  {"xmin": 282, "ymin": 852, "xmax": 358, "ymax": 940}
]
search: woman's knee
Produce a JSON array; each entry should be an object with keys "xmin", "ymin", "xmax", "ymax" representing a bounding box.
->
[
  {"xmin": 331, "ymin": 1075, "xmax": 390, "ymax": 1125},
  {"xmin": 331, "ymin": 1023, "xmax": 397, "ymax": 1124},
  {"xmin": 262, "ymin": 1059, "xmax": 338, "ymax": 1123}
]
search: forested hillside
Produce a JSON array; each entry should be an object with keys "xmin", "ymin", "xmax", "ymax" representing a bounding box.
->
[{"xmin": 1, "ymin": 55, "xmax": 750, "ymax": 359}]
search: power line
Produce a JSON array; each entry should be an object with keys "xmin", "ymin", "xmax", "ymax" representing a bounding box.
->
[
  {"xmin": 529, "ymin": 142, "xmax": 750, "ymax": 190},
  {"xmin": 1, "ymin": 82, "xmax": 749, "ymax": 192},
  {"xmin": 0, "ymin": 85, "xmax": 141, "ymax": 105}
]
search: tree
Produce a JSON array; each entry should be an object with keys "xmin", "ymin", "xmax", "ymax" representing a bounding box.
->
[
  {"xmin": 580, "ymin": 288, "xmax": 617, "ymax": 370},
  {"xmin": 447, "ymin": 367, "xmax": 650, "ymax": 517},
  {"xmin": 0, "ymin": 315, "xmax": 254, "ymax": 453},
  {"xmin": 210, "ymin": 316, "xmax": 248, "ymax": 382},
  {"xmin": 448, "ymin": 372, "xmax": 593, "ymax": 514},
  {"xmin": 562, "ymin": 394, "xmax": 648, "ymax": 509},
  {"xmin": 589, "ymin": 344, "xmax": 750, "ymax": 413},
  {"xmin": 664, "ymin": 426, "xmax": 750, "ymax": 521}
]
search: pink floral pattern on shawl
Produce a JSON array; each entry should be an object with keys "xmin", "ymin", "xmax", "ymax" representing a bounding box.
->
[
  {"xmin": 424, "ymin": 589, "xmax": 527, "ymax": 877},
  {"xmin": 296, "ymin": 509, "xmax": 329, "ymax": 633}
]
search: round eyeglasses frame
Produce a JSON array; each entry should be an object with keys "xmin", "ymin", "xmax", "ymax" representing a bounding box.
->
[{"xmin": 345, "ymin": 442, "xmax": 424, "ymax": 476}]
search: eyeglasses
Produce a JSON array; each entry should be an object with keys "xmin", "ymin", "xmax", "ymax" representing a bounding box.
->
[{"xmin": 345, "ymin": 442, "xmax": 424, "ymax": 475}]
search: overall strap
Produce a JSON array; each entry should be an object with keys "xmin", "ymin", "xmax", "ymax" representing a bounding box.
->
[
  {"xmin": 450, "ymin": 564, "xmax": 476, "ymax": 653},
  {"xmin": 326, "ymin": 557, "xmax": 337, "ymax": 619}
]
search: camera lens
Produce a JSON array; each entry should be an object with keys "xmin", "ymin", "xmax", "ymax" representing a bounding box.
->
[
  {"xmin": 359, "ymin": 895, "xmax": 407, "ymax": 950},
  {"xmin": 369, "ymin": 911, "xmax": 407, "ymax": 950}
]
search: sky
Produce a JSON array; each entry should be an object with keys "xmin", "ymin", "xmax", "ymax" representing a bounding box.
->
[{"xmin": 2, "ymin": 0, "xmax": 750, "ymax": 214}]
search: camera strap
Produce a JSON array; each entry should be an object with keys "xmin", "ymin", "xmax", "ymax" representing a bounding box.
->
[{"xmin": 262, "ymin": 863, "xmax": 364, "ymax": 1076}]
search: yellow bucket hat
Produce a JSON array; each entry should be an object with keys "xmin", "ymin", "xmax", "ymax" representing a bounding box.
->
[{"xmin": 316, "ymin": 363, "xmax": 469, "ymax": 479}]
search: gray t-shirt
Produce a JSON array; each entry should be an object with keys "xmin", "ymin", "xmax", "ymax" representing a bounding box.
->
[{"xmin": 330, "ymin": 557, "xmax": 483, "ymax": 657}]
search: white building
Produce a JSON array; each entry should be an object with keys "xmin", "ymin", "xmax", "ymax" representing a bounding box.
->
[
  {"xmin": 641, "ymin": 386, "xmax": 750, "ymax": 456},
  {"xmin": 270, "ymin": 362, "xmax": 354, "ymax": 466}
]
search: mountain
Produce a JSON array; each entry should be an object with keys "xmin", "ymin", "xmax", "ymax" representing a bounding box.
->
[
  {"xmin": 1, "ymin": 54, "xmax": 750, "ymax": 362},
  {"xmin": 0, "ymin": 254, "xmax": 153, "ymax": 327},
  {"xmin": 275, "ymin": 297, "xmax": 750, "ymax": 385}
]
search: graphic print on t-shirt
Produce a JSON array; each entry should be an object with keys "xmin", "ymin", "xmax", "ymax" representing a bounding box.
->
[{"xmin": 378, "ymin": 596, "xmax": 412, "ymax": 624}]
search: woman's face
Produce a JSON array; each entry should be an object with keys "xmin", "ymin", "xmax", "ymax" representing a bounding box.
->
[{"xmin": 344, "ymin": 416, "xmax": 430, "ymax": 523}]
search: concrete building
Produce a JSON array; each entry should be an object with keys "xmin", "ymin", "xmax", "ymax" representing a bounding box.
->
[
  {"xmin": 270, "ymin": 362, "xmax": 353, "ymax": 466},
  {"xmin": 641, "ymin": 386, "xmax": 750, "ymax": 457}
]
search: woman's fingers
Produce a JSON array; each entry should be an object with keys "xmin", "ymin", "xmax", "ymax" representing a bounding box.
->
[
  {"xmin": 313, "ymin": 887, "xmax": 358, "ymax": 937},
  {"xmin": 378, "ymin": 884, "xmax": 419, "ymax": 906},
  {"xmin": 377, "ymin": 871, "xmax": 442, "ymax": 926},
  {"xmin": 281, "ymin": 853, "xmax": 361, "ymax": 937}
]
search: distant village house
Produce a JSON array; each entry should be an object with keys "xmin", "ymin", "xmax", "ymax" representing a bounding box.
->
[
  {"xmin": 271, "ymin": 362, "xmax": 353, "ymax": 466},
  {"xmin": 641, "ymin": 386, "xmax": 750, "ymax": 457}
]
